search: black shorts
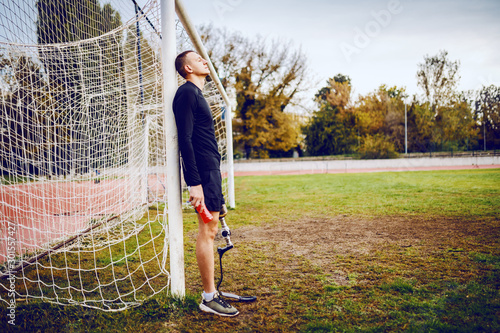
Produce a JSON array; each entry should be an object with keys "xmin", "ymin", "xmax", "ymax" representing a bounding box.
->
[{"xmin": 200, "ymin": 169, "xmax": 225, "ymax": 213}]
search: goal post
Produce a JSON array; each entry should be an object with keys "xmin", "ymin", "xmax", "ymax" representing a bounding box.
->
[
  {"xmin": 0, "ymin": 0, "xmax": 234, "ymax": 310},
  {"xmin": 161, "ymin": 0, "xmax": 185, "ymax": 299}
]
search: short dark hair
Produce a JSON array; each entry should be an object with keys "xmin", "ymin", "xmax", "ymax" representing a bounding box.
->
[{"xmin": 175, "ymin": 50, "xmax": 194, "ymax": 78}]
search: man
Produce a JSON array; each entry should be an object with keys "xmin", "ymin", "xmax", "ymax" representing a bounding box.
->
[{"xmin": 173, "ymin": 50, "xmax": 239, "ymax": 317}]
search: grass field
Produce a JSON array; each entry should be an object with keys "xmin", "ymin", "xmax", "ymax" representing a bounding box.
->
[{"xmin": 1, "ymin": 169, "xmax": 499, "ymax": 332}]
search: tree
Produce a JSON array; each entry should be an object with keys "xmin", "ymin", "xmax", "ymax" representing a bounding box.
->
[
  {"xmin": 302, "ymin": 76, "xmax": 357, "ymax": 156},
  {"xmin": 352, "ymin": 85, "xmax": 405, "ymax": 157},
  {"xmin": 475, "ymin": 85, "xmax": 500, "ymax": 149},
  {"xmin": 0, "ymin": 55, "xmax": 61, "ymax": 176},
  {"xmin": 0, "ymin": 0, "xmax": 127, "ymax": 177},
  {"xmin": 414, "ymin": 50, "xmax": 478, "ymax": 152},
  {"xmin": 436, "ymin": 95, "xmax": 478, "ymax": 151},
  {"xmin": 324, "ymin": 74, "xmax": 352, "ymax": 110},
  {"xmin": 357, "ymin": 134, "xmax": 398, "ymax": 159},
  {"xmin": 35, "ymin": 0, "xmax": 123, "ymax": 174},
  {"xmin": 200, "ymin": 25, "xmax": 309, "ymax": 158},
  {"xmin": 408, "ymin": 102, "xmax": 434, "ymax": 152},
  {"xmin": 416, "ymin": 50, "xmax": 460, "ymax": 111},
  {"xmin": 355, "ymin": 86, "xmax": 390, "ymax": 137},
  {"xmin": 37, "ymin": 0, "xmax": 121, "ymax": 44}
]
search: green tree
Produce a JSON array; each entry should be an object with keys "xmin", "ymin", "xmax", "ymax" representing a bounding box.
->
[
  {"xmin": 0, "ymin": 55, "xmax": 62, "ymax": 176},
  {"xmin": 407, "ymin": 102, "xmax": 434, "ymax": 152},
  {"xmin": 302, "ymin": 76, "xmax": 357, "ymax": 156},
  {"xmin": 475, "ymin": 85, "xmax": 500, "ymax": 149},
  {"xmin": 35, "ymin": 0, "xmax": 123, "ymax": 174},
  {"xmin": 434, "ymin": 93, "xmax": 477, "ymax": 151}
]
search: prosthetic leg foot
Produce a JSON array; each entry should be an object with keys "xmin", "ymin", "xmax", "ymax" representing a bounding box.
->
[{"xmin": 217, "ymin": 205, "xmax": 257, "ymax": 303}]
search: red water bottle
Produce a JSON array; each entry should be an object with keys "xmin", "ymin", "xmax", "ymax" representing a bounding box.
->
[{"xmin": 196, "ymin": 203, "xmax": 213, "ymax": 224}]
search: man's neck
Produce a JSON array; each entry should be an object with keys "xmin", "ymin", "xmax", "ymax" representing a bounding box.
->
[{"xmin": 186, "ymin": 76, "xmax": 205, "ymax": 90}]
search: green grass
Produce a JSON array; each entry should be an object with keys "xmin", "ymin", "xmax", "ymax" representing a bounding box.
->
[
  {"xmin": 1, "ymin": 169, "xmax": 499, "ymax": 332},
  {"xmin": 230, "ymin": 169, "xmax": 500, "ymax": 221}
]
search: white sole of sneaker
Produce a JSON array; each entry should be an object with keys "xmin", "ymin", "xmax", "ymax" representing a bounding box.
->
[{"xmin": 199, "ymin": 303, "xmax": 239, "ymax": 317}]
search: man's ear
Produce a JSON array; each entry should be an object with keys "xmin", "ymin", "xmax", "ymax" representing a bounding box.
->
[{"xmin": 184, "ymin": 64, "xmax": 192, "ymax": 75}]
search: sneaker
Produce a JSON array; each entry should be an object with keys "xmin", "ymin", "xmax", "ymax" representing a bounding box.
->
[{"xmin": 199, "ymin": 291, "xmax": 239, "ymax": 317}]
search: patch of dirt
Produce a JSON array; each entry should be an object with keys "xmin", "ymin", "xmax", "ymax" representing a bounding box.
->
[
  {"xmin": 233, "ymin": 215, "xmax": 484, "ymax": 254},
  {"xmin": 228, "ymin": 215, "xmax": 492, "ymax": 284},
  {"xmin": 185, "ymin": 214, "xmax": 496, "ymax": 290}
]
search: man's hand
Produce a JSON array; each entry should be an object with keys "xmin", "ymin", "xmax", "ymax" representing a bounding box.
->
[{"xmin": 189, "ymin": 184, "xmax": 204, "ymax": 208}]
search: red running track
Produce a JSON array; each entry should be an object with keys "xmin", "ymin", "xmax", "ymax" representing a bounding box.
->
[{"xmin": 0, "ymin": 175, "xmax": 168, "ymax": 263}]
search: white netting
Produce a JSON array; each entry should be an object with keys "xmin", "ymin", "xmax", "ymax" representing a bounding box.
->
[{"xmin": 0, "ymin": 0, "xmax": 229, "ymax": 311}]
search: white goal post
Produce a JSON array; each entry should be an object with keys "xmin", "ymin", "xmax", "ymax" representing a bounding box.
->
[
  {"xmin": 162, "ymin": 0, "xmax": 184, "ymax": 299},
  {"xmin": 166, "ymin": 0, "xmax": 236, "ymax": 298},
  {"xmin": 0, "ymin": 0, "xmax": 234, "ymax": 310}
]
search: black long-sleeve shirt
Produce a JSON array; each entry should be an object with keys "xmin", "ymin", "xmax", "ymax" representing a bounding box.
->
[{"xmin": 173, "ymin": 81, "xmax": 221, "ymax": 186}]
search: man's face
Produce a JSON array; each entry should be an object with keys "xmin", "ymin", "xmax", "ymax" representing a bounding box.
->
[{"xmin": 185, "ymin": 52, "xmax": 210, "ymax": 77}]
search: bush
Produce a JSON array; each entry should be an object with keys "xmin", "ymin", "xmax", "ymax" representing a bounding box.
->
[{"xmin": 358, "ymin": 134, "xmax": 399, "ymax": 159}]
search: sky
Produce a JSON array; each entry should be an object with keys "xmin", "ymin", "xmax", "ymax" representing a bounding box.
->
[
  {"xmin": 0, "ymin": 0, "xmax": 498, "ymax": 107},
  {"xmin": 179, "ymin": 0, "xmax": 500, "ymax": 104}
]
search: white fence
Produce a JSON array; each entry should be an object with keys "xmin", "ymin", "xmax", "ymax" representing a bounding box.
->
[{"xmin": 234, "ymin": 156, "xmax": 500, "ymax": 175}]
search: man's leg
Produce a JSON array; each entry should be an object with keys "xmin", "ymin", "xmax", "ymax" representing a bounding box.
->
[
  {"xmin": 196, "ymin": 169, "xmax": 238, "ymax": 316},
  {"xmin": 196, "ymin": 211, "xmax": 219, "ymax": 294},
  {"xmin": 196, "ymin": 210, "xmax": 239, "ymax": 316}
]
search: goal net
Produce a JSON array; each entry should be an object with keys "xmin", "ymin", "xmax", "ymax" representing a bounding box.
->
[{"xmin": 0, "ymin": 0, "xmax": 230, "ymax": 311}]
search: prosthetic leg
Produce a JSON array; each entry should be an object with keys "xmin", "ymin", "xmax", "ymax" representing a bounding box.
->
[{"xmin": 217, "ymin": 205, "xmax": 257, "ymax": 302}]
